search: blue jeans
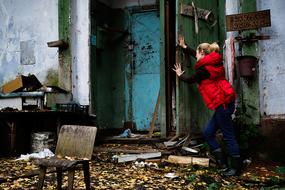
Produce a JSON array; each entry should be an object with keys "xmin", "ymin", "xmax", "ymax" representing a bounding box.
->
[{"xmin": 203, "ymin": 102, "xmax": 240, "ymax": 156}]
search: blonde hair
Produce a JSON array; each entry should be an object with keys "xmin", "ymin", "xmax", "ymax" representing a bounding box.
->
[{"xmin": 197, "ymin": 42, "xmax": 220, "ymax": 54}]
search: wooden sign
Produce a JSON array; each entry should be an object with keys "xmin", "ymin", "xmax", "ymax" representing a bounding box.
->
[{"xmin": 226, "ymin": 10, "xmax": 271, "ymax": 31}]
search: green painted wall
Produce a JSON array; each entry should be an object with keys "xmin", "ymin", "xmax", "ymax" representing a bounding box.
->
[
  {"xmin": 58, "ymin": 0, "xmax": 72, "ymax": 91},
  {"xmin": 90, "ymin": 1, "xmax": 126, "ymax": 129},
  {"xmin": 238, "ymin": 0, "xmax": 260, "ymax": 125},
  {"xmin": 109, "ymin": 9, "xmax": 128, "ymax": 129},
  {"xmin": 176, "ymin": 0, "xmax": 225, "ymax": 135}
]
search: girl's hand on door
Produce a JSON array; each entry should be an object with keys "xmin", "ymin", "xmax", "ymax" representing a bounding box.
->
[
  {"xmin": 172, "ymin": 63, "xmax": 185, "ymax": 76},
  {"xmin": 178, "ymin": 35, "xmax": 187, "ymax": 49}
]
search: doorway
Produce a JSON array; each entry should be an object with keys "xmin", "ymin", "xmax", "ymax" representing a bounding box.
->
[
  {"xmin": 128, "ymin": 10, "xmax": 160, "ymax": 131},
  {"xmin": 90, "ymin": 1, "xmax": 161, "ymax": 132}
]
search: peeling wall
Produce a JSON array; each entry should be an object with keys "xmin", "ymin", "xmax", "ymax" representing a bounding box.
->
[
  {"xmin": 0, "ymin": 0, "xmax": 58, "ymax": 86},
  {"xmin": 98, "ymin": 0, "xmax": 156, "ymax": 9},
  {"xmin": 258, "ymin": 0, "xmax": 285, "ymax": 116},
  {"xmin": 71, "ymin": 0, "xmax": 90, "ymax": 105},
  {"xmin": 226, "ymin": 0, "xmax": 285, "ymax": 117},
  {"xmin": 225, "ymin": 0, "xmax": 285, "ymax": 160}
]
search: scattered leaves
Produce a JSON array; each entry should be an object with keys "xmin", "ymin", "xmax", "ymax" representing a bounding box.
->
[{"xmin": 0, "ymin": 145, "xmax": 285, "ymax": 189}]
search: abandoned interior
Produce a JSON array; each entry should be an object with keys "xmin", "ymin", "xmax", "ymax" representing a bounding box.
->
[{"xmin": 0, "ymin": 0, "xmax": 285, "ymax": 189}]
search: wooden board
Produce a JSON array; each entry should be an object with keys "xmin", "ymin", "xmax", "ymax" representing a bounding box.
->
[
  {"xmin": 226, "ymin": 10, "xmax": 271, "ymax": 31},
  {"xmin": 167, "ymin": 155, "xmax": 209, "ymax": 167},
  {"xmin": 55, "ymin": 125, "xmax": 97, "ymax": 160}
]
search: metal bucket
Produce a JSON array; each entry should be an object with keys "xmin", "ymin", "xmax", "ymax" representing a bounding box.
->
[
  {"xmin": 237, "ymin": 55, "xmax": 258, "ymax": 77},
  {"xmin": 31, "ymin": 132, "xmax": 55, "ymax": 153}
]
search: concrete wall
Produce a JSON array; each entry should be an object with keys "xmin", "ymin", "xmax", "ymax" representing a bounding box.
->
[
  {"xmin": 226, "ymin": 0, "xmax": 285, "ymax": 117},
  {"xmin": 257, "ymin": 0, "xmax": 285, "ymax": 161},
  {"xmin": 71, "ymin": 0, "xmax": 90, "ymax": 105},
  {"xmin": 225, "ymin": 0, "xmax": 285, "ymax": 160},
  {"xmin": 258, "ymin": 0, "xmax": 285, "ymax": 116},
  {"xmin": 0, "ymin": 0, "xmax": 58, "ymax": 86}
]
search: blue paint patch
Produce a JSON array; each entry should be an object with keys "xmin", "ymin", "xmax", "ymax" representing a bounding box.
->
[
  {"xmin": 131, "ymin": 12, "xmax": 160, "ymax": 74},
  {"xmin": 91, "ymin": 35, "xmax": 96, "ymax": 46},
  {"xmin": 129, "ymin": 11, "xmax": 160, "ymax": 131},
  {"xmin": 133, "ymin": 74, "xmax": 160, "ymax": 131}
]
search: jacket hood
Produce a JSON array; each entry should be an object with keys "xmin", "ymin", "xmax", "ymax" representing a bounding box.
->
[{"xmin": 195, "ymin": 52, "xmax": 222, "ymax": 69}]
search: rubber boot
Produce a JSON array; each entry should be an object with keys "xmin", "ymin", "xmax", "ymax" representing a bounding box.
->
[
  {"xmin": 222, "ymin": 156, "xmax": 241, "ymax": 177},
  {"xmin": 212, "ymin": 150, "xmax": 227, "ymax": 170}
]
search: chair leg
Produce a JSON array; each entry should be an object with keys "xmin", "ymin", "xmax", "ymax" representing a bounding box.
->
[
  {"xmin": 37, "ymin": 166, "xmax": 46, "ymax": 190},
  {"xmin": 83, "ymin": 162, "xmax": 91, "ymax": 190},
  {"xmin": 67, "ymin": 169, "xmax": 75, "ymax": 190},
  {"xmin": 56, "ymin": 167, "xmax": 63, "ymax": 190}
]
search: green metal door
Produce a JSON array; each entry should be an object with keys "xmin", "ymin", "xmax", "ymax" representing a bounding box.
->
[{"xmin": 176, "ymin": 0, "xmax": 225, "ymax": 135}]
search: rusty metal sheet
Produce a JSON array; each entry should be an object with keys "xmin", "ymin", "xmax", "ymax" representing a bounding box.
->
[{"xmin": 226, "ymin": 9, "xmax": 271, "ymax": 31}]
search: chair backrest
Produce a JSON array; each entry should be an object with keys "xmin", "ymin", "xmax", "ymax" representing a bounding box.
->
[{"xmin": 55, "ymin": 125, "xmax": 97, "ymax": 160}]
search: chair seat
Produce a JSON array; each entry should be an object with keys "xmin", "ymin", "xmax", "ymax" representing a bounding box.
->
[
  {"xmin": 35, "ymin": 157, "xmax": 88, "ymax": 168},
  {"xmin": 36, "ymin": 125, "xmax": 97, "ymax": 190}
]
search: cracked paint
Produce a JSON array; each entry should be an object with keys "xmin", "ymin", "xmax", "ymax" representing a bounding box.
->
[{"xmin": 0, "ymin": 0, "xmax": 58, "ymax": 86}]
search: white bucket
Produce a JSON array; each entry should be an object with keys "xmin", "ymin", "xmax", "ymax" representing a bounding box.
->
[{"xmin": 31, "ymin": 132, "xmax": 55, "ymax": 153}]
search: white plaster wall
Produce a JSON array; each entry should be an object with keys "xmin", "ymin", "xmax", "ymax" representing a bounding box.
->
[
  {"xmin": 257, "ymin": 0, "xmax": 285, "ymax": 116},
  {"xmin": 99, "ymin": 0, "xmax": 156, "ymax": 9},
  {"xmin": 71, "ymin": 0, "xmax": 90, "ymax": 105},
  {"xmin": 225, "ymin": 0, "xmax": 285, "ymax": 116},
  {"xmin": 0, "ymin": 0, "xmax": 58, "ymax": 85},
  {"xmin": 225, "ymin": 0, "xmax": 240, "ymax": 39}
]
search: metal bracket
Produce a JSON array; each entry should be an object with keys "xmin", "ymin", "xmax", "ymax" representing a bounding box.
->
[{"xmin": 235, "ymin": 33, "xmax": 270, "ymax": 43}]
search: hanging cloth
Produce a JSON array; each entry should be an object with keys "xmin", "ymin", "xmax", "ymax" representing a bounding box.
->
[{"xmin": 223, "ymin": 37, "xmax": 235, "ymax": 85}]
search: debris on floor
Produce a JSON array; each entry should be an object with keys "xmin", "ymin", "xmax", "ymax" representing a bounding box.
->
[
  {"xmin": 167, "ymin": 155, "xmax": 209, "ymax": 167},
  {"xmin": 0, "ymin": 142, "xmax": 285, "ymax": 189},
  {"xmin": 16, "ymin": 149, "xmax": 54, "ymax": 161},
  {"xmin": 112, "ymin": 152, "xmax": 162, "ymax": 163}
]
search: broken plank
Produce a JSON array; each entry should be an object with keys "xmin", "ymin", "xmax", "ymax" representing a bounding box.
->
[
  {"xmin": 168, "ymin": 134, "xmax": 181, "ymax": 142},
  {"xmin": 167, "ymin": 155, "xmax": 209, "ymax": 167},
  {"xmin": 148, "ymin": 92, "xmax": 160, "ymax": 137},
  {"xmin": 113, "ymin": 152, "xmax": 162, "ymax": 163},
  {"xmin": 163, "ymin": 141, "xmax": 177, "ymax": 147},
  {"xmin": 47, "ymin": 39, "xmax": 69, "ymax": 49},
  {"xmin": 93, "ymin": 147, "xmax": 159, "ymax": 154}
]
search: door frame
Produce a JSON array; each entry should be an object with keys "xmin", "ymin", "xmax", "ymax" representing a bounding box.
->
[{"xmin": 160, "ymin": 0, "xmax": 176, "ymax": 138}]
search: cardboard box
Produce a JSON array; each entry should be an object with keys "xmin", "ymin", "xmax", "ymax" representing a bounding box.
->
[
  {"xmin": 1, "ymin": 75, "xmax": 42, "ymax": 94},
  {"xmin": 1, "ymin": 76, "xmax": 24, "ymax": 94}
]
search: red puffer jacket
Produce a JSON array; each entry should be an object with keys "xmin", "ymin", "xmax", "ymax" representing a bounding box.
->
[{"xmin": 195, "ymin": 52, "xmax": 236, "ymax": 110}]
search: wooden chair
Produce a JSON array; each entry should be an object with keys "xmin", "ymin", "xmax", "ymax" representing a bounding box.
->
[{"xmin": 36, "ymin": 125, "xmax": 97, "ymax": 190}]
